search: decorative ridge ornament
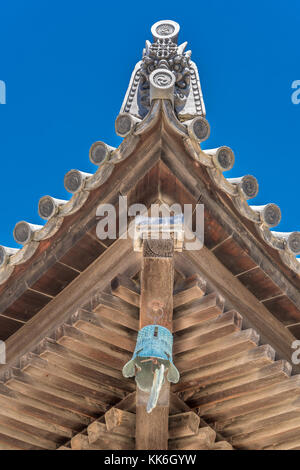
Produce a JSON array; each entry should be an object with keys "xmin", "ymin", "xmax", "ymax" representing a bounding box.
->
[
  {"xmin": 122, "ymin": 325, "xmax": 180, "ymax": 413},
  {"xmin": 120, "ymin": 20, "xmax": 206, "ymax": 121}
]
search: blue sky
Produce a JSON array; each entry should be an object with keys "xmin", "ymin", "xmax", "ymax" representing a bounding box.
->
[{"xmin": 0, "ymin": 0, "xmax": 299, "ymax": 248}]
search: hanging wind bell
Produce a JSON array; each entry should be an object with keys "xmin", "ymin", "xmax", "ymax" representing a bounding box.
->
[{"xmin": 122, "ymin": 324, "xmax": 180, "ymax": 413}]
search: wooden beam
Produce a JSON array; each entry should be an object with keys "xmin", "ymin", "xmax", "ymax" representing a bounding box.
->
[
  {"xmin": 136, "ymin": 405, "xmax": 169, "ymax": 450},
  {"xmin": 185, "ymin": 360, "xmax": 291, "ymax": 408},
  {"xmin": 173, "ymin": 293, "xmax": 224, "ymax": 332},
  {"xmin": 216, "ymin": 395, "xmax": 300, "ymax": 438},
  {"xmin": 111, "ymin": 275, "xmax": 140, "ymax": 307},
  {"xmin": 0, "ymin": 237, "xmax": 140, "ymax": 377},
  {"xmin": 93, "ymin": 304, "xmax": 139, "ymax": 332},
  {"xmin": 0, "ymin": 437, "xmax": 25, "ymax": 450},
  {"xmin": 139, "ymin": 239, "xmax": 174, "ymax": 330},
  {"xmin": 213, "ymin": 441, "xmax": 233, "ymax": 450},
  {"xmin": 264, "ymin": 435, "xmax": 300, "ymax": 450},
  {"xmin": 161, "ymin": 133, "xmax": 300, "ymax": 311},
  {"xmin": 169, "ymin": 412, "xmax": 200, "ymax": 438},
  {"xmin": 173, "ymin": 274, "xmax": 206, "ymax": 308},
  {"xmin": 200, "ymin": 375, "xmax": 300, "ymax": 421},
  {"xmin": 0, "ymin": 400, "xmax": 72, "ymax": 442},
  {"xmin": 73, "ymin": 309, "xmax": 136, "ymax": 352},
  {"xmin": 0, "ymin": 422, "xmax": 57, "ymax": 449},
  {"xmin": 71, "ymin": 434, "xmax": 98, "ymax": 450},
  {"xmin": 169, "ymin": 392, "xmax": 191, "ymax": 414},
  {"xmin": 88, "ymin": 421, "xmax": 135, "ymax": 450},
  {"xmin": 173, "ymin": 310, "xmax": 242, "ymax": 355},
  {"xmin": 0, "ymin": 382, "xmax": 89, "ymax": 430},
  {"xmin": 113, "ymin": 392, "xmax": 136, "ymax": 413},
  {"xmin": 169, "ymin": 392, "xmax": 230, "ymax": 445},
  {"xmin": 8, "ymin": 367, "xmax": 105, "ymax": 418},
  {"xmin": 136, "ymin": 238, "xmax": 174, "ymax": 450},
  {"xmin": 0, "ymin": 131, "xmax": 160, "ymax": 316},
  {"xmin": 23, "ymin": 353, "xmax": 125, "ymax": 403},
  {"xmin": 87, "ymin": 291, "xmax": 139, "ymax": 320},
  {"xmin": 39, "ymin": 341, "xmax": 134, "ymax": 393},
  {"xmin": 0, "ymin": 397, "xmax": 76, "ymax": 447},
  {"xmin": 56, "ymin": 324, "xmax": 132, "ymax": 371},
  {"xmin": 175, "ymin": 249, "xmax": 300, "ymax": 372},
  {"xmin": 231, "ymin": 415, "xmax": 300, "ymax": 450},
  {"xmin": 105, "ymin": 408, "xmax": 135, "ymax": 437},
  {"xmin": 175, "ymin": 328, "xmax": 259, "ymax": 373},
  {"xmin": 168, "ymin": 426, "xmax": 216, "ymax": 450},
  {"xmin": 173, "ymin": 344, "xmax": 275, "ymax": 392}
]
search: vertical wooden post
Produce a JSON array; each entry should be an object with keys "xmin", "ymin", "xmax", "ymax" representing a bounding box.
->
[{"xmin": 135, "ymin": 238, "xmax": 174, "ymax": 450}]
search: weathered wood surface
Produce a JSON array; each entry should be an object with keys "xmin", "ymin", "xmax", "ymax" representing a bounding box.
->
[
  {"xmin": 56, "ymin": 325, "xmax": 132, "ymax": 371},
  {"xmin": 88, "ymin": 421, "xmax": 135, "ymax": 450},
  {"xmin": 162, "ymin": 131, "xmax": 300, "ymax": 304},
  {"xmin": 111, "ymin": 275, "xmax": 140, "ymax": 307},
  {"xmin": 23, "ymin": 353, "xmax": 125, "ymax": 403},
  {"xmin": 0, "ymin": 249, "xmax": 298, "ymax": 451},
  {"xmin": 168, "ymin": 412, "xmax": 200, "ymax": 439},
  {"xmin": 0, "ymin": 271, "xmax": 295, "ymax": 450},
  {"xmin": 170, "ymin": 275, "xmax": 300, "ymax": 450},
  {"xmin": 213, "ymin": 441, "xmax": 233, "ymax": 450},
  {"xmin": 139, "ymin": 239, "xmax": 174, "ymax": 330},
  {"xmin": 175, "ymin": 249, "xmax": 300, "ymax": 372},
  {"xmin": 185, "ymin": 360, "xmax": 291, "ymax": 407},
  {"xmin": 0, "ymin": 118, "xmax": 298, "ymax": 444},
  {"xmin": 40, "ymin": 341, "xmax": 134, "ymax": 392},
  {"xmin": 264, "ymin": 436, "xmax": 300, "ymax": 450},
  {"xmin": 200, "ymin": 375, "xmax": 300, "ymax": 421},
  {"xmin": 0, "ymin": 267, "xmax": 296, "ymax": 451},
  {"xmin": 173, "ymin": 344, "xmax": 275, "ymax": 393},
  {"xmin": 173, "ymin": 274, "xmax": 206, "ymax": 308},
  {"xmin": 136, "ymin": 405, "xmax": 169, "ymax": 450},
  {"xmin": 113, "ymin": 391, "xmax": 136, "ymax": 413},
  {"xmin": 8, "ymin": 368, "xmax": 105, "ymax": 418},
  {"xmin": 0, "ymin": 128, "xmax": 160, "ymax": 314},
  {"xmin": 174, "ymin": 303, "xmax": 300, "ymax": 451},
  {"xmin": 68, "ymin": 406, "xmax": 226, "ymax": 450},
  {"xmin": 73, "ymin": 309, "xmax": 136, "ymax": 353},
  {"xmin": 173, "ymin": 310, "xmax": 242, "ymax": 355},
  {"xmin": 68, "ymin": 393, "xmax": 138, "ymax": 451},
  {"xmin": 71, "ymin": 434, "xmax": 99, "ymax": 450},
  {"xmin": 168, "ymin": 426, "xmax": 216, "ymax": 450},
  {"xmin": 231, "ymin": 415, "xmax": 300, "ymax": 450},
  {"xmin": 0, "ymin": 237, "xmax": 141, "ymax": 377},
  {"xmin": 105, "ymin": 408, "xmax": 135, "ymax": 437},
  {"xmin": 173, "ymin": 293, "xmax": 225, "ymax": 333},
  {"xmin": 136, "ymin": 238, "xmax": 174, "ymax": 450},
  {"xmin": 175, "ymin": 328, "xmax": 259, "ymax": 373},
  {"xmin": 0, "ymin": 402, "xmax": 71, "ymax": 445},
  {"xmin": 215, "ymin": 395, "xmax": 300, "ymax": 437}
]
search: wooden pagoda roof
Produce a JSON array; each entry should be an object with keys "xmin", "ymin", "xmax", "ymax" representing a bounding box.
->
[{"xmin": 0, "ymin": 20, "xmax": 299, "ymax": 450}]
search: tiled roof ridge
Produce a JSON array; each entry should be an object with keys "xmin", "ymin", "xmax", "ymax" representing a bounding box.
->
[{"xmin": 0, "ymin": 20, "xmax": 299, "ymax": 284}]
